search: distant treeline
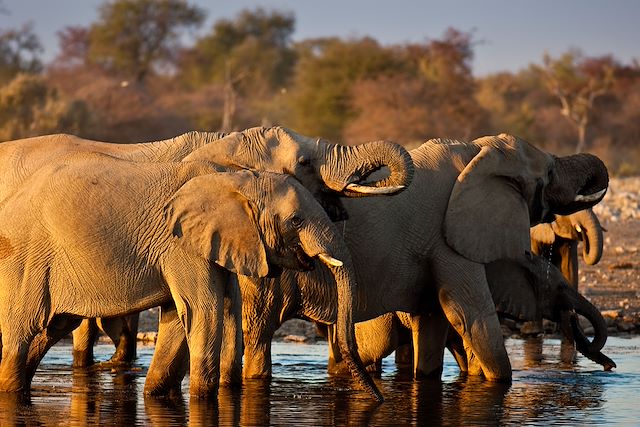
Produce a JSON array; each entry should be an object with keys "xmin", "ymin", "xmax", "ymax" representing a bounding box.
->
[{"xmin": 1, "ymin": 1, "xmax": 638, "ymax": 174}]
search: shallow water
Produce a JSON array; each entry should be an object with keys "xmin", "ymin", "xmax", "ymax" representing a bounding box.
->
[{"xmin": 1, "ymin": 336, "xmax": 639, "ymax": 425}]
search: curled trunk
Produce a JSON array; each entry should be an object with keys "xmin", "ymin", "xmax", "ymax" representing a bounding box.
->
[
  {"xmin": 550, "ymin": 154, "xmax": 609, "ymax": 215},
  {"xmin": 573, "ymin": 209, "xmax": 604, "ymax": 266},
  {"xmin": 319, "ymin": 141, "xmax": 414, "ymax": 197}
]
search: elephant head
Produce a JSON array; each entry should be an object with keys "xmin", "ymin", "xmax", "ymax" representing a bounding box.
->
[
  {"xmin": 182, "ymin": 126, "xmax": 414, "ymax": 220},
  {"xmin": 164, "ymin": 170, "xmax": 383, "ymax": 401},
  {"xmin": 531, "ymin": 208, "xmax": 604, "ymax": 267},
  {"xmin": 444, "ymin": 133, "xmax": 608, "ymax": 264},
  {"xmin": 485, "ymin": 255, "xmax": 615, "ymax": 370}
]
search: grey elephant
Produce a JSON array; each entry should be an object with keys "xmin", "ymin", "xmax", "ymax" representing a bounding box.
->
[
  {"xmin": 237, "ymin": 133, "xmax": 609, "ymax": 382},
  {"xmin": 0, "ymin": 126, "xmax": 413, "ymax": 368},
  {"xmin": 0, "ymin": 152, "xmax": 380, "ymax": 400},
  {"xmin": 393, "ymin": 207, "xmax": 607, "ymax": 369},
  {"xmin": 329, "ymin": 255, "xmax": 615, "ymax": 377}
]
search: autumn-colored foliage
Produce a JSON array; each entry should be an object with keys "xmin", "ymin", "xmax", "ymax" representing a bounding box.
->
[{"xmin": 1, "ymin": 3, "xmax": 639, "ymax": 174}]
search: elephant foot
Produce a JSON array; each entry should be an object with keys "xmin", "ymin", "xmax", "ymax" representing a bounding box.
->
[
  {"xmin": 327, "ymin": 360, "xmax": 351, "ymax": 376},
  {"xmin": 188, "ymin": 381, "xmax": 219, "ymax": 399},
  {"xmin": 72, "ymin": 350, "xmax": 95, "ymax": 368}
]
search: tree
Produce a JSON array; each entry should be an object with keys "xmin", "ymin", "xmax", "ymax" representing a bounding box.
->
[
  {"xmin": 88, "ymin": 0, "xmax": 205, "ymax": 82},
  {"xmin": 178, "ymin": 8, "xmax": 296, "ymax": 130},
  {"xmin": 0, "ymin": 73, "xmax": 90, "ymax": 140},
  {"xmin": 52, "ymin": 26, "xmax": 91, "ymax": 69},
  {"xmin": 344, "ymin": 29, "xmax": 489, "ymax": 145},
  {"xmin": 0, "ymin": 24, "xmax": 43, "ymax": 84},
  {"xmin": 539, "ymin": 50, "xmax": 615, "ymax": 153},
  {"xmin": 286, "ymin": 37, "xmax": 400, "ymax": 140}
]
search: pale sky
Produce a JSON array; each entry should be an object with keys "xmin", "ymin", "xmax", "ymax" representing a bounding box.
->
[{"xmin": 1, "ymin": 0, "xmax": 638, "ymax": 76}]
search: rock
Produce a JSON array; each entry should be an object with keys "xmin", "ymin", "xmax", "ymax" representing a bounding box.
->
[
  {"xmin": 283, "ymin": 334, "xmax": 313, "ymax": 343},
  {"xmin": 617, "ymin": 321, "xmax": 635, "ymax": 332},
  {"xmin": 137, "ymin": 331, "xmax": 158, "ymax": 343},
  {"xmin": 601, "ymin": 309, "xmax": 623, "ymax": 319}
]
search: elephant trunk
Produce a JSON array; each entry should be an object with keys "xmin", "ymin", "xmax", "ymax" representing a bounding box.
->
[
  {"xmin": 550, "ymin": 154, "xmax": 609, "ymax": 215},
  {"xmin": 559, "ymin": 286, "xmax": 610, "ymax": 356},
  {"xmin": 318, "ymin": 141, "xmax": 414, "ymax": 197},
  {"xmin": 573, "ymin": 209, "xmax": 604, "ymax": 266},
  {"xmin": 298, "ymin": 225, "xmax": 383, "ymax": 402}
]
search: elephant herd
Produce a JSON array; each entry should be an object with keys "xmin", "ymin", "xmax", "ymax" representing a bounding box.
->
[{"xmin": 0, "ymin": 127, "xmax": 614, "ymax": 403}]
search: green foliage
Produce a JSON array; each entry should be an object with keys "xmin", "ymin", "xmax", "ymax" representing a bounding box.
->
[
  {"xmin": 179, "ymin": 8, "xmax": 296, "ymax": 94},
  {"xmin": 0, "ymin": 24, "xmax": 43, "ymax": 85},
  {"xmin": 88, "ymin": 0, "xmax": 205, "ymax": 82},
  {"xmin": 286, "ymin": 37, "xmax": 400, "ymax": 140},
  {"xmin": 0, "ymin": 73, "xmax": 90, "ymax": 140}
]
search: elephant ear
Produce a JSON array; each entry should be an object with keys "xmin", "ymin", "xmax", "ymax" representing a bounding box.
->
[
  {"xmin": 444, "ymin": 134, "xmax": 550, "ymax": 263},
  {"xmin": 485, "ymin": 259, "xmax": 538, "ymax": 320},
  {"xmin": 530, "ymin": 223, "xmax": 556, "ymax": 245},
  {"xmin": 164, "ymin": 172, "xmax": 269, "ymax": 277}
]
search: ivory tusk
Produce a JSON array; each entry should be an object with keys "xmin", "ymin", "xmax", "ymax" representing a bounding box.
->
[
  {"xmin": 575, "ymin": 224, "xmax": 583, "ymax": 233},
  {"xmin": 317, "ymin": 253, "xmax": 343, "ymax": 267},
  {"xmin": 574, "ymin": 188, "xmax": 606, "ymax": 202},
  {"xmin": 345, "ymin": 183, "xmax": 405, "ymax": 194}
]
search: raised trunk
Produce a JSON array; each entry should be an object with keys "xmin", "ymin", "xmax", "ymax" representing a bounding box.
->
[
  {"xmin": 319, "ymin": 141, "xmax": 414, "ymax": 197},
  {"xmin": 573, "ymin": 209, "xmax": 604, "ymax": 266}
]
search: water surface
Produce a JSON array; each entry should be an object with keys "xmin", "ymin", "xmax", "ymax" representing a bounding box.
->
[{"xmin": 1, "ymin": 336, "xmax": 638, "ymax": 425}]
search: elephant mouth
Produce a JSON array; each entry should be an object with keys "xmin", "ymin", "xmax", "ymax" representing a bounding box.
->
[{"xmin": 294, "ymin": 245, "xmax": 315, "ymax": 271}]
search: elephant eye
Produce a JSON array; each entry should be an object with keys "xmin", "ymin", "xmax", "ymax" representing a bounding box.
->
[
  {"xmin": 297, "ymin": 156, "xmax": 310, "ymax": 166},
  {"xmin": 290, "ymin": 215, "xmax": 304, "ymax": 228}
]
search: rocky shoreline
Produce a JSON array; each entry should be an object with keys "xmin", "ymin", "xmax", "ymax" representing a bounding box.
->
[{"xmin": 134, "ymin": 177, "xmax": 640, "ymax": 343}]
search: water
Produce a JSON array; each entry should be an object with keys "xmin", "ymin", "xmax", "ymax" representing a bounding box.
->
[{"xmin": 1, "ymin": 336, "xmax": 639, "ymax": 425}]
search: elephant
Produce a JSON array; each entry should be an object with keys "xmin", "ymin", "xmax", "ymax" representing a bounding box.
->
[
  {"xmin": 0, "ymin": 152, "xmax": 381, "ymax": 401},
  {"xmin": 0, "ymin": 126, "xmax": 413, "ymax": 368},
  {"xmin": 236, "ymin": 133, "xmax": 609, "ymax": 382},
  {"xmin": 530, "ymin": 208, "xmax": 604, "ymax": 290},
  {"xmin": 324, "ymin": 254, "xmax": 616, "ymax": 377},
  {"xmin": 393, "ymin": 208, "xmax": 607, "ymax": 369}
]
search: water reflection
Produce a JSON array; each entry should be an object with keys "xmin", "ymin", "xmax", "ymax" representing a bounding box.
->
[{"xmin": 0, "ymin": 337, "xmax": 637, "ymax": 425}]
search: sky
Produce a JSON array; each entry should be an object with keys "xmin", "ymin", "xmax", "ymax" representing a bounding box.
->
[{"xmin": 1, "ymin": 0, "xmax": 638, "ymax": 76}]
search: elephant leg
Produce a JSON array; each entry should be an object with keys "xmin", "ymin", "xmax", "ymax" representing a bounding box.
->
[
  {"xmin": 144, "ymin": 303, "xmax": 189, "ymax": 397},
  {"xmin": 435, "ymin": 257, "xmax": 512, "ymax": 381},
  {"xmin": 164, "ymin": 263, "xmax": 225, "ymax": 398},
  {"xmin": 409, "ymin": 309, "xmax": 450, "ymax": 379},
  {"xmin": 72, "ymin": 318, "xmax": 99, "ymax": 367},
  {"xmin": 394, "ymin": 344, "xmax": 413, "ymax": 367},
  {"xmin": 0, "ymin": 323, "xmax": 39, "ymax": 392},
  {"xmin": 220, "ymin": 276, "xmax": 242, "ymax": 386},
  {"xmin": 326, "ymin": 324, "xmax": 348, "ymax": 375},
  {"xmin": 27, "ymin": 316, "xmax": 83, "ymax": 385},
  {"xmin": 98, "ymin": 314, "xmax": 139, "ymax": 364},
  {"xmin": 446, "ymin": 330, "xmax": 468, "ymax": 373}
]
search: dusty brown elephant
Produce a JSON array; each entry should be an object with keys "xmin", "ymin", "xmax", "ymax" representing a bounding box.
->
[
  {"xmin": 0, "ymin": 153, "xmax": 381, "ymax": 400},
  {"xmin": 0, "ymin": 126, "xmax": 413, "ymax": 368},
  {"xmin": 237, "ymin": 133, "xmax": 609, "ymax": 382}
]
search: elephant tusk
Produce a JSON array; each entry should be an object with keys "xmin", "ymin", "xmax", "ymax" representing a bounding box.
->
[
  {"xmin": 574, "ymin": 188, "xmax": 606, "ymax": 202},
  {"xmin": 345, "ymin": 183, "xmax": 405, "ymax": 194},
  {"xmin": 575, "ymin": 224, "xmax": 582, "ymax": 233},
  {"xmin": 317, "ymin": 253, "xmax": 343, "ymax": 267}
]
